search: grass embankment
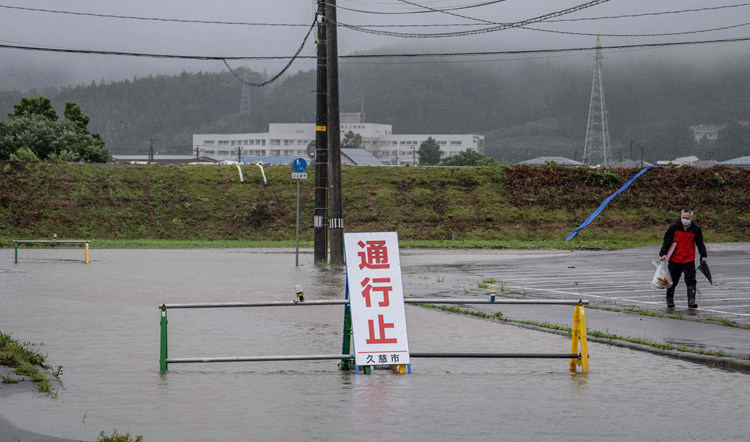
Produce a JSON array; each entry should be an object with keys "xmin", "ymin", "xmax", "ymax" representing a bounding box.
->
[
  {"xmin": 1, "ymin": 162, "xmax": 749, "ymax": 247},
  {"xmin": 0, "ymin": 331, "xmax": 61, "ymax": 396}
]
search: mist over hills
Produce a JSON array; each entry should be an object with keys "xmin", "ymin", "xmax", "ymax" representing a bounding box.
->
[{"xmin": 1, "ymin": 51, "xmax": 749, "ymax": 163}]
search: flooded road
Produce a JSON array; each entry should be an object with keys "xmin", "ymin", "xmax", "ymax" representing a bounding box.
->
[{"xmin": 2, "ymin": 248, "xmax": 750, "ymax": 441}]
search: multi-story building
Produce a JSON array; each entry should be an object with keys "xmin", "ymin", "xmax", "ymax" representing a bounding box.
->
[{"xmin": 193, "ymin": 113, "xmax": 484, "ymax": 166}]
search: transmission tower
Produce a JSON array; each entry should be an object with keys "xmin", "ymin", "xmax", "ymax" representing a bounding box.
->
[
  {"xmin": 583, "ymin": 36, "xmax": 611, "ymax": 167},
  {"xmin": 240, "ymin": 83, "xmax": 251, "ymax": 113}
]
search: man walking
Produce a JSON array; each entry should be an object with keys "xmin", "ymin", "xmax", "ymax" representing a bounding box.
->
[{"xmin": 659, "ymin": 209, "xmax": 708, "ymax": 308}]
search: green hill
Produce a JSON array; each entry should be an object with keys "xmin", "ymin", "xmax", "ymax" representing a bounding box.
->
[{"xmin": 1, "ymin": 162, "xmax": 748, "ymax": 246}]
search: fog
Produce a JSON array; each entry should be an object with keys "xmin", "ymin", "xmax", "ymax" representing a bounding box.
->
[{"xmin": 0, "ymin": 0, "xmax": 748, "ymax": 91}]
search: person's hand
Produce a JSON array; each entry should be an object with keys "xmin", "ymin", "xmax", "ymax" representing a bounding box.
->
[
  {"xmin": 660, "ymin": 255, "xmax": 667, "ymax": 261},
  {"xmin": 702, "ymin": 257, "xmax": 707, "ymax": 263}
]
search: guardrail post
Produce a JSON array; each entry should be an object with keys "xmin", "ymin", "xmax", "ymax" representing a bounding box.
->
[
  {"xmin": 85, "ymin": 242, "xmax": 89, "ymax": 264},
  {"xmin": 13, "ymin": 240, "xmax": 18, "ymax": 264},
  {"xmin": 340, "ymin": 304, "xmax": 353, "ymax": 371},
  {"xmin": 570, "ymin": 303, "xmax": 589, "ymax": 373},
  {"xmin": 160, "ymin": 305, "xmax": 168, "ymax": 373}
]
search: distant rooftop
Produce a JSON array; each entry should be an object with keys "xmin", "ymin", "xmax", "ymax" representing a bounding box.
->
[
  {"xmin": 520, "ymin": 156, "xmax": 582, "ymax": 166},
  {"xmin": 341, "ymin": 148, "xmax": 383, "ymax": 166},
  {"xmin": 719, "ymin": 156, "xmax": 750, "ymax": 166}
]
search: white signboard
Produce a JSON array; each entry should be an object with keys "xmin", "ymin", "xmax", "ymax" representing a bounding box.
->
[{"xmin": 344, "ymin": 232, "xmax": 410, "ymax": 367}]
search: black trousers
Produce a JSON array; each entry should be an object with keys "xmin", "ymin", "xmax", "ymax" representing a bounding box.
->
[{"xmin": 667, "ymin": 260, "xmax": 696, "ymax": 293}]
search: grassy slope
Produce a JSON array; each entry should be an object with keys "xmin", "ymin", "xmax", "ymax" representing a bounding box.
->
[{"xmin": 1, "ymin": 162, "xmax": 748, "ymax": 248}]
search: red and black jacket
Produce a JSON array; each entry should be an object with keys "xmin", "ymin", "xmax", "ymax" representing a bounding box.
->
[{"xmin": 659, "ymin": 220, "xmax": 707, "ymax": 264}]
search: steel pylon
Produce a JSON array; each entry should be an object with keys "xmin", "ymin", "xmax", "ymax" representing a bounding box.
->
[{"xmin": 583, "ymin": 36, "xmax": 611, "ymax": 168}]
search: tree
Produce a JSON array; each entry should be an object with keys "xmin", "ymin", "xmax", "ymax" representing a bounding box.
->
[
  {"xmin": 417, "ymin": 137, "xmax": 441, "ymax": 165},
  {"xmin": 10, "ymin": 97, "xmax": 58, "ymax": 121},
  {"xmin": 342, "ymin": 130, "xmax": 363, "ymax": 149},
  {"xmin": 0, "ymin": 97, "xmax": 111, "ymax": 162},
  {"xmin": 440, "ymin": 149, "xmax": 495, "ymax": 166}
]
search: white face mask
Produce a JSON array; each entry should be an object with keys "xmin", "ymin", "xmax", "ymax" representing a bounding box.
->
[{"xmin": 681, "ymin": 218, "xmax": 691, "ymax": 226}]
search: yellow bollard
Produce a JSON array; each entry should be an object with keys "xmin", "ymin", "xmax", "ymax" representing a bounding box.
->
[
  {"xmin": 85, "ymin": 242, "xmax": 89, "ymax": 264},
  {"xmin": 570, "ymin": 305, "xmax": 589, "ymax": 372},
  {"xmin": 391, "ymin": 364, "xmax": 407, "ymax": 374}
]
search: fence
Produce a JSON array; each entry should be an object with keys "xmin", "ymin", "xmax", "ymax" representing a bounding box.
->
[
  {"xmin": 159, "ymin": 297, "xmax": 589, "ymax": 374},
  {"xmin": 12, "ymin": 239, "xmax": 90, "ymax": 264}
]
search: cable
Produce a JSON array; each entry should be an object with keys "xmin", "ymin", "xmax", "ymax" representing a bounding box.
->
[
  {"xmin": 519, "ymin": 21, "xmax": 750, "ymax": 38},
  {"xmin": 333, "ymin": 0, "xmax": 613, "ymax": 38},
  {"xmin": 222, "ymin": 18, "xmax": 317, "ymax": 87},
  {"xmin": 0, "ymin": 4, "xmax": 308, "ymax": 27},
  {"xmin": 544, "ymin": 2, "xmax": 750, "ymax": 22},
  {"xmin": 327, "ymin": 0, "xmax": 509, "ymax": 15},
  {"xmin": 1, "ymin": 36, "xmax": 749, "ymax": 61}
]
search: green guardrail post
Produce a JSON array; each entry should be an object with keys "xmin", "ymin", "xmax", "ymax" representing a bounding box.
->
[
  {"xmin": 340, "ymin": 305, "xmax": 353, "ymax": 371},
  {"xmin": 14, "ymin": 241, "xmax": 18, "ymax": 264},
  {"xmin": 160, "ymin": 304, "xmax": 168, "ymax": 373}
]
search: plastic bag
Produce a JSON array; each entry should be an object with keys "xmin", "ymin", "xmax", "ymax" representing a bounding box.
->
[{"xmin": 651, "ymin": 261, "xmax": 673, "ymax": 289}]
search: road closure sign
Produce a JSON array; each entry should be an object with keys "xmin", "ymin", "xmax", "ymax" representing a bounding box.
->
[{"xmin": 344, "ymin": 232, "xmax": 410, "ymax": 367}]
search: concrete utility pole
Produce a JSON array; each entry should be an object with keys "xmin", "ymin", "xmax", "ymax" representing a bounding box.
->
[
  {"xmin": 313, "ymin": 0, "xmax": 329, "ymax": 264},
  {"xmin": 327, "ymin": 0, "xmax": 344, "ymax": 265}
]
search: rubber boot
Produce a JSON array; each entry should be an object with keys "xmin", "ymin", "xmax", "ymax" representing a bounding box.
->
[
  {"xmin": 687, "ymin": 285, "xmax": 697, "ymax": 309},
  {"xmin": 665, "ymin": 286, "xmax": 675, "ymax": 308}
]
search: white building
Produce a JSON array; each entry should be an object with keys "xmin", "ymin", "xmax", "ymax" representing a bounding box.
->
[{"xmin": 193, "ymin": 113, "xmax": 484, "ymax": 166}]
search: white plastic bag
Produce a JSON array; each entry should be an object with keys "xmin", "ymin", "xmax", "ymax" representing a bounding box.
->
[{"xmin": 651, "ymin": 261, "xmax": 673, "ymax": 289}]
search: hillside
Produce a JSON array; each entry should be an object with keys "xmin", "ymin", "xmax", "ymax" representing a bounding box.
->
[
  {"xmin": 1, "ymin": 56, "xmax": 750, "ymax": 163},
  {"xmin": 1, "ymin": 162, "xmax": 749, "ymax": 245}
]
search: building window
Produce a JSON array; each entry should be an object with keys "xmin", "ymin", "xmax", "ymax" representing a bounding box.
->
[{"xmin": 271, "ymin": 139, "xmax": 281, "ymax": 146}]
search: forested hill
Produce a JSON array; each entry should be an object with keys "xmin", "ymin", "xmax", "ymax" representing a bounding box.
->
[{"xmin": 1, "ymin": 56, "xmax": 749, "ymax": 163}]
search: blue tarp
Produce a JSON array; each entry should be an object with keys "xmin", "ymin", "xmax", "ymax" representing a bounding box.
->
[{"xmin": 565, "ymin": 166, "xmax": 659, "ymax": 241}]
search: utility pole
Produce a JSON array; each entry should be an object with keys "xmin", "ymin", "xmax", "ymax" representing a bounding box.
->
[
  {"xmin": 313, "ymin": 0, "xmax": 329, "ymax": 264},
  {"xmin": 327, "ymin": 0, "xmax": 344, "ymax": 264},
  {"xmin": 583, "ymin": 36, "xmax": 612, "ymax": 167},
  {"xmin": 237, "ymin": 145, "xmax": 242, "ymax": 163},
  {"xmin": 194, "ymin": 145, "xmax": 200, "ymax": 159}
]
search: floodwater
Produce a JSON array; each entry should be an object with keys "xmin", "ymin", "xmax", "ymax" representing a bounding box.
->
[{"xmin": 1, "ymin": 248, "xmax": 749, "ymax": 441}]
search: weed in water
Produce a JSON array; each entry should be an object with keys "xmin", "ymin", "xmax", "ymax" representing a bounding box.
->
[{"xmin": 97, "ymin": 429, "xmax": 144, "ymax": 442}]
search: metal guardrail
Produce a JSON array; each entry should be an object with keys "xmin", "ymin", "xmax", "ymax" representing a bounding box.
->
[
  {"xmin": 12, "ymin": 239, "xmax": 90, "ymax": 264},
  {"xmin": 159, "ymin": 297, "xmax": 590, "ymax": 374}
]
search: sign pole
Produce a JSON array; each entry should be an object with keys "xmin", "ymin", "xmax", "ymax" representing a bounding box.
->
[
  {"xmin": 291, "ymin": 157, "xmax": 308, "ymax": 267},
  {"xmin": 296, "ymin": 178, "xmax": 300, "ymax": 267}
]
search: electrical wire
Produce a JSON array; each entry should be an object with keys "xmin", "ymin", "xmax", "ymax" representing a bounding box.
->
[
  {"xmin": 222, "ymin": 18, "xmax": 317, "ymax": 87},
  {"xmin": 333, "ymin": 0, "xmax": 614, "ymax": 38},
  {"xmin": 0, "ymin": 3, "xmax": 308, "ymax": 27},
  {"xmin": 1, "ymin": 36, "xmax": 749, "ymax": 60},
  {"xmin": 519, "ymin": 21, "xmax": 750, "ymax": 38},
  {"xmin": 327, "ymin": 0, "xmax": 509, "ymax": 15}
]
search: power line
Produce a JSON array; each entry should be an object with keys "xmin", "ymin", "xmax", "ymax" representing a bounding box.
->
[
  {"xmin": 334, "ymin": 0, "xmax": 614, "ymax": 38},
  {"xmin": 0, "ymin": 3, "xmax": 308, "ymax": 27},
  {"xmin": 326, "ymin": 0, "xmax": 510, "ymax": 15},
  {"xmin": 520, "ymin": 21, "xmax": 750, "ymax": 38},
  {"xmin": 1, "ymin": 36, "xmax": 749, "ymax": 61},
  {"xmin": 544, "ymin": 2, "xmax": 750, "ymax": 22},
  {"xmin": 221, "ymin": 18, "xmax": 316, "ymax": 87}
]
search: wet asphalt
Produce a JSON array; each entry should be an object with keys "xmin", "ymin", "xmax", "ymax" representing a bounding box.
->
[{"xmin": 399, "ymin": 243, "xmax": 750, "ymax": 369}]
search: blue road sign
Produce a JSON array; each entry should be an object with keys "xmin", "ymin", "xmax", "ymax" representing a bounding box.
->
[{"xmin": 292, "ymin": 157, "xmax": 308, "ymax": 173}]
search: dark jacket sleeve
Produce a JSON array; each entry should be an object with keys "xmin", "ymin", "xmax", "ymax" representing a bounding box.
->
[
  {"xmin": 694, "ymin": 226, "xmax": 707, "ymax": 259},
  {"xmin": 659, "ymin": 224, "xmax": 676, "ymax": 256}
]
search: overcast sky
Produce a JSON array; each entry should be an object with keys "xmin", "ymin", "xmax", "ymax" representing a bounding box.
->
[{"xmin": 1, "ymin": 0, "xmax": 748, "ymax": 90}]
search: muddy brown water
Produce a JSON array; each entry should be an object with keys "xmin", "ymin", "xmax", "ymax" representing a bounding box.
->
[{"xmin": 1, "ymin": 248, "xmax": 749, "ymax": 441}]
